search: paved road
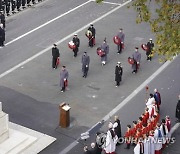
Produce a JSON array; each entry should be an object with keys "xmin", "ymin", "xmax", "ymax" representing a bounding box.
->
[{"xmin": 0, "ymin": 0, "xmax": 179, "ymax": 154}]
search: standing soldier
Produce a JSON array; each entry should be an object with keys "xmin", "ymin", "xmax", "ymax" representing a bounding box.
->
[
  {"xmin": 132, "ymin": 47, "xmax": 141, "ymax": 74},
  {"xmin": 11, "ymin": 0, "xmax": 16, "ymax": 14},
  {"xmin": 72, "ymin": 34, "xmax": 80, "ymax": 57},
  {"xmin": 81, "ymin": 52, "xmax": 90, "ymax": 78},
  {"xmin": 60, "ymin": 66, "xmax": 69, "ymax": 92},
  {"xmin": 117, "ymin": 28, "xmax": 125, "ymax": 54},
  {"xmin": 0, "ymin": 11, "xmax": 5, "ymax": 29},
  {"xmin": 146, "ymin": 38, "xmax": 154, "ymax": 61},
  {"xmin": 115, "ymin": 62, "xmax": 123, "ymax": 87},
  {"xmin": 17, "ymin": 0, "xmax": 22, "ymax": 11},
  {"xmin": 87, "ymin": 24, "xmax": 96, "ymax": 47},
  {"xmin": 52, "ymin": 44, "xmax": 60, "ymax": 69},
  {"xmin": 22, "ymin": 0, "xmax": 26, "ymax": 9},
  {"xmin": 5, "ymin": 0, "xmax": 11, "ymax": 16},
  {"xmin": 0, "ymin": 23, "xmax": 5, "ymax": 47},
  {"xmin": 100, "ymin": 38, "xmax": 109, "ymax": 66}
]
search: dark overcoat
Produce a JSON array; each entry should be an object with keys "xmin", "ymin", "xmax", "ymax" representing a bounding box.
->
[
  {"xmin": 176, "ymin": 100, "xmax": 180, "ymax": 120},
  {"xmin": 82, "ymin": 54, "xmax": 90, "ymax": 72},
  {"xmin": 115, "ymin": 66, "xmax": 123, "ymax": 82}
]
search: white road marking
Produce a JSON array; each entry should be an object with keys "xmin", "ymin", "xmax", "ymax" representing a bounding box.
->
[
  {"xmin": 91, "ymin": 0, "xmax": 121, "ymax": 5},
  {"xmin": 0, "ymin": 0, "xmax": 132, "ymax": 80},
  {"xmin": 5, "ymin": 0, "xmax": 92, "ymax": 46}
]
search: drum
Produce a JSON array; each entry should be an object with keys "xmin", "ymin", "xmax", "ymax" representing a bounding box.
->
[
  {"xmin": 68, "ymin": 41, "xmax": 76, "ymax": 50},
  {"xmin": 97, "ymin": 48, "xmax": 105, "ymax": 57},
  {"xmin": 113, "ymin": 36, "xmax": 121, "ymax": 45},
  {"xmin": 141, "ymin": 44, "xmax": 149, "ymax": 51},
  {"xmin": 85, "ymin": 30, "xmax": 92, "ymax": 38},
  {"xmin": 128, "ymin": 57, "xmax": 134, "ymax": 65}
]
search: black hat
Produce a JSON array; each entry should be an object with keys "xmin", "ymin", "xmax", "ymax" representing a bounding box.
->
[
  {"xmin": 135, "ymin": 47, "xmax": 139, "ymax": 49},
  {"xmin": 90, "ymin": 24, "xmax": 93, "ymax": 26},
  {"xmin": 53, "ymin": 44, "xmax": 57, "ymax": 46}
]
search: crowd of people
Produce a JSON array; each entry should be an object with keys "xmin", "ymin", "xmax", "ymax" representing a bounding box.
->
[
  {"xmin": 53, "ymin": 24, "xmax": 156, "ymax": 92},
  {"xmin": 0, "ymin": 0, "xmax": 43, "ymax": 16},
  {"xmin": 82, "ymin": 89, "xmax": 180, "ymax": 154}
]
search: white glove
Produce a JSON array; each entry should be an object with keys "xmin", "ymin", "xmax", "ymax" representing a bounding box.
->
[
  {"xmin": 137, "ymin": 62, "xmax": 139, "ymax": 64},
  {"xmin": 86, "ymin": 65, "xmax": 88, "ymax": 67},
  {"xmin": 64, "ymin": 78, "xmax": 66, "ymax": 81},
  {"xmin": 121, "ymin": 42, "xmax": 123, "ymax": 44}
]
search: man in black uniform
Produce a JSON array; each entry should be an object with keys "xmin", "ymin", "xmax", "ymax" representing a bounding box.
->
[
  {"xmin": 115, "ymin": 62, "xmax": 123, "ymax": 87},
  {"xmin": 27, "ymin": 0, "xmax": 31, "ymax": 6},
  {"xmin": 16, "ymin": 0, "xmax": 22, "ymax": 11},
  {"xmin": 11, "ymin": 0, "xmax": 16, "ymax": 13},
  {"xmin": 72, "ymin": 34, "xmax": 80, "ymax": 57},
  {"xmin": 22, "ymin": 0, "xmax": 26, "ymax": 9},
  {"xmin": 52, "ymin": 44, "xmax": 60, "ymax": 69},
  {"xmin": 88, "ymin": 24, "xmax": 96, "ymax": 47},
  {"xmin": 146, "ymin": 38, "xmax": 154, "ymax": 61},
  {"xmin": 5, "ymin": 0, "xmax": 11, "ymax": 16}
]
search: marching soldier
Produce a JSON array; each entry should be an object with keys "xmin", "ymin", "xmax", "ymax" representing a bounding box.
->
[
  {"xmin": 132, "ymin": 47, "xmax": 141, "ymax": 73},
  {"xmin": 52, "ymin": 44, "xmax": 60, "ymax": 69},
  {"xmin": 81, "ymin": 52, "xmax": 90, "ymax": 78},
  {"xmin": 117, "ymin": 28, "xmax": 125, "ymax": 54},
  {"xmin": 146, "ymin": 38, "xmax": 154, "ymax": 61},
  {"xmin": 87, "ymin": 24, "xmax": 96, "ymax": 47},
  {"xmin": 60, "ymin": 66, "xmax": 69, "ymax": 92},
  {"xmin": 115, "ymin": 62, "xmax": 123, "ymax": 87},
  {"xmin": 72, "ymin": 34, "xmax": 80, "ymax": 57},
  {"xmin": 11, "ymin": 0, "xmax": 16, "ymax": 14}
]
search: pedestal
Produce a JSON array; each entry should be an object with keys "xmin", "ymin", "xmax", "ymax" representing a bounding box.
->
[{"xmin": 59, "ymin": 102, "xmax": 71, "ymax": 128}]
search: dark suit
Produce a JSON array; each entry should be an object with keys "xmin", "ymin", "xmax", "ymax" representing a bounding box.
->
[
  {"xmin": 52, "ymin": 47, "xmax": 60, "ymax": 69},
  {"xmin": 72, "ymin": 36, "xmax": 80, "ymax": 57}
]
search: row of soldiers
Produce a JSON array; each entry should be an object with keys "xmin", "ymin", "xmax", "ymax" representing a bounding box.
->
[{"xmin": 0, "ymin": 0, "xmax": 43, "ymax": 16}]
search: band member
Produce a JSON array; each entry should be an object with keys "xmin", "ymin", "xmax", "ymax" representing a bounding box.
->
[
  {"xmin": 87, "ymin": 24, "xmax": 96, "ymax": 47},
  {"xmin": 100, "ymin": 38, "xmax": 109, "ymax": 65},
  {"xmin": 154, "ymin": 88, "xmax": 161, "ymax": 111},
  {"xmin": 72, "ymin": 34, "xmax": 80, "ymax": 57},
  {"xmin": 132, "ymin": 47, "xmax": 141, "ymax": 73},
  {"xmin": 60, "ymin": 66, "xmax": 69, "ymax": 92},
  {"xmin": 0, "ymin": 23, "xmax": 5, "ymax": 47},
  {"xmin": 0, "ymin": 11, "xmax": 5, "ymax": 29},
  {"xmin": 146, "ymin": 38, "xmax": 154, "ymax": 61},
  {"xmin": 115, "ymin": 62, "xmax": 123, "ymax": 87},
  {"xmin": 117, "ymin": 28, "xmax": 125, "ymax": 54},
  {"xmin": 52, "ymin": 44, "xmax": 60, "ymax": 69},
  {"xmin": 81, "ymin": 52, "xmax": 90, "ymax": 78}
]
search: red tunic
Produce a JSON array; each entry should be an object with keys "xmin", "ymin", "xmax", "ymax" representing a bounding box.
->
[{"xmin": 125, "ymin": 129, "xmax": 132, "ymax": 143}]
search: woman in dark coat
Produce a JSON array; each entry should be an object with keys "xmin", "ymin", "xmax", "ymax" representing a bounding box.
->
[
  {"xmin": 176, "ymin": 95, "xmax": 180, "ymax": 122},
  {"xmin": 115, "ymin": 62, "xmax": 123, "ymax": 87}
]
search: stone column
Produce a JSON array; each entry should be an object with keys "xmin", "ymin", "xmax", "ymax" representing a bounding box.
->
[{"xmin": 0, "ymin": 102, "xmax": 9, "ymax": 144}]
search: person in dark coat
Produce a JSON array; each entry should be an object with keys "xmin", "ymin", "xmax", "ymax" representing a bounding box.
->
[
  {"xmin": 154, "ymin": 88, "xmax": 161, "ymax": 111},
  {"xmin": 175, "ymin": 95, "xmax": 180, "ymax": 122},
  {"xmin": 115, "ymin": 62, "xmax": 123, "ymax": 87},
  {"xmin": 0, "ymin": 24, "xmax": 5, "ymax": 47},
  {"xmin": 60, "ymin": 66, "xmax": 69, "ymax": 92},
  {"xmin": 81, "ymin": 52, "xmax": 90, "ymax": 78},
  {"xmin": 52, "ymin": 44, "xmax": 60, "ymax": 69},
  {"xmin": 117, "ymin": 28, "xmax": 125, "ymax": 54},
  {"xmin": 0, "ymin": 11, "xmax": 5, "ymax": 29},
  {"xmin": 113, "ymin": 115, "xmax": 122, "ymax": 145},
  {"xmin": 146, "ymin": 38, "xmax": 154, "ymax": 61},
  {"xmin": 72, "ymin": 34, "xmax": 80, "ymax": 57},
  {"xmin": 88, "ymin": 24, "xmax": 96, "ymax": 47},
  {"xmin": 132, "ymin": 47, "xmax": 141, "ymax": 73},
  {"xmin": 100, "ymin": 38, "xmax": 109, "ymax": 66}
]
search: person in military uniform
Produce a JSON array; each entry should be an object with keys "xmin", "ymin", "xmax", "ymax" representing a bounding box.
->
[
  {"xmin": 52, "ymin": 44, "xmax": 60, "ymax": 69},
  {"xmin": 17, "ymin": 0, "xmax": 22, "ymax": 11},
  {"xmin": 132, "ymin": 47, "xmax": 141, "ymax": 73},
  {"xmin": 22, "ymin": 0, "xmax": 26, "ymax": 9},
  {"xmin": 87, "ymin": 24, "xmax": 96, "ymax": 48},
  {"xmin": 146, "ymin": 38, "xmax": 154, "ymax": 61},
  {"xmin": 115, "ymin": 62, "xmax": 123, "ymax": 87},
  {"xmin": 11, "ymin": 0, "xmax": 16, "ymax": 14},
  {"xmin": 117, "ymin": 28, "xmax": 125, "ymax": 54},
  {"xmin": 81, "ymin": 52, "xmax": 90, "ymax": 78},
  {"xmin": 5, "ymin": 0, "xmax": 11, "ymax": 16},
  {"xmin": 27, "ymin": 0, "xmax": 31, "ymax": 6},
  {"xmin": 72, "ymin": 34, "xmax": 80, "ymax": 57}
]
